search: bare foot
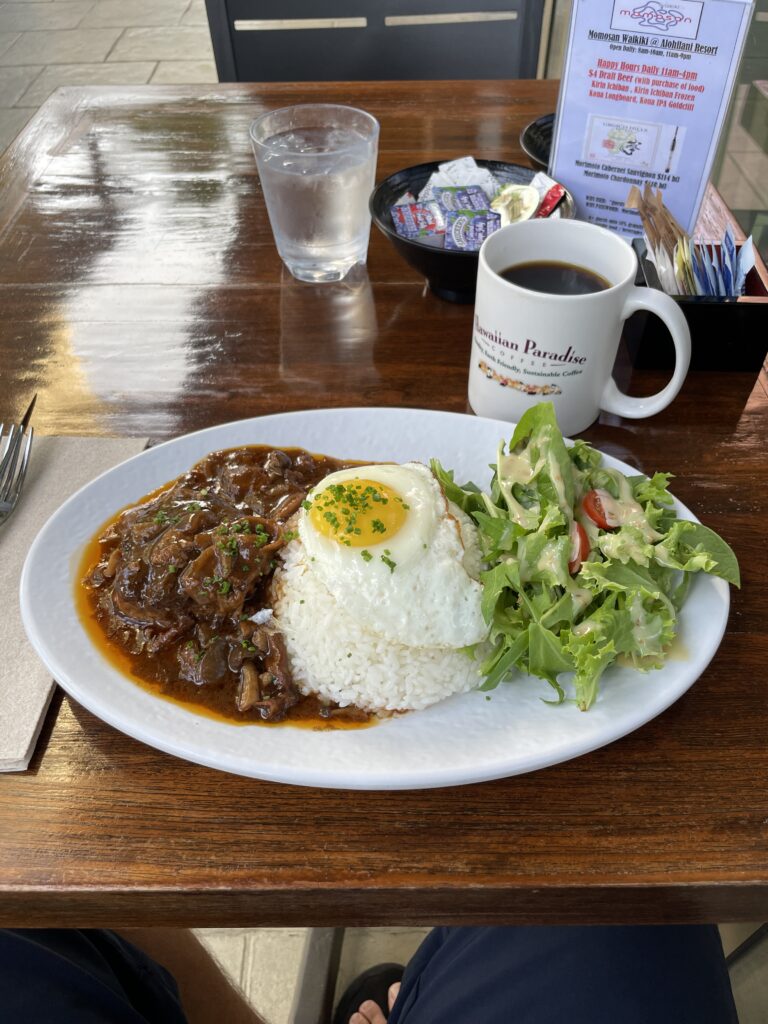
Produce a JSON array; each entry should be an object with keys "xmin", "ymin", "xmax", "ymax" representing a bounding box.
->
[{"xmin": 350, "ymin": 981, "xmax": 401, "ymax": 1024}]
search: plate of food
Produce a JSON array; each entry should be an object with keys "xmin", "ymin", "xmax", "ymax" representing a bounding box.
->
[{"xmin": 20, "ymin": 405, "xmax": 738, "ymax": 790}]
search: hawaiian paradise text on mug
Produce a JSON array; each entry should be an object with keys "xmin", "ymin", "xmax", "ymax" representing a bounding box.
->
[{"xmin": 468, "ymin": 219, "xmax": 691, "ymax": 437}]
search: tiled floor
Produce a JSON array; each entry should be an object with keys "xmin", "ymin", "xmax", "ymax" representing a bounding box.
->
[
  {"xmin": 1, "ymin": 3, "xmax": 766, "ymax": 1021},
  {"xmin": 0, "ymin": 0, "xmax": 215, "ymax": 151}
]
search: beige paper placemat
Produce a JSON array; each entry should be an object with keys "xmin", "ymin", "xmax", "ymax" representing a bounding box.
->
[{"xmin": 1, "ymin": 435, "xmax": 148, "ymax": 771}]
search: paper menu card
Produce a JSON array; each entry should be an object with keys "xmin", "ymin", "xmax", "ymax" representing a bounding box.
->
[
  {"xmin": 549, "ymin": 0, "xmax": 754, "ymax": 237},
  {"xmin": 1, "ymin": 435, "xmax": 147, "ymax": 772}
]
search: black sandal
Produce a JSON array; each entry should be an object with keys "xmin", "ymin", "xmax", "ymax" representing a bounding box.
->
[{"xmin": 332, "ymin": 962, "xmax": 404, "ymax": 1024}]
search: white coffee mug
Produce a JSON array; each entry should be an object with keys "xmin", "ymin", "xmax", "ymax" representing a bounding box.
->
[{"xmin": 468, "ymin": 219, "xmax": 691, "ymax": 436}]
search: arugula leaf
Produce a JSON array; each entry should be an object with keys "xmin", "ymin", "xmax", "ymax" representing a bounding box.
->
[
  {"xmin": 429, "ymin": 459, "xmax": 484, "ymax": 515},
  {"xmin": 479, "ymin": 560, "xmax": 520, "ymax": 624},
  {"xmin": 479, "ymin": 630, "xmax": 530, "ymax": 691},
  {"xmin": 472, "ymin": 511, "xmax": 524, "ymax": 560},
  {"xmin": 527, "ymin": 622, "xmax": 573, "ymax": 703}
]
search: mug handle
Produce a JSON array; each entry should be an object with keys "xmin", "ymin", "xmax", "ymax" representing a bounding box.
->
[{"xmin": 600, "ymin": 287, "xmax": 691, "ymax": 420}]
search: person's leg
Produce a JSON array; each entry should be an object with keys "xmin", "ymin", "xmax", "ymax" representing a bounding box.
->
[
  {"xmin": 388, "ymin": 925, "xmax": 737, "ymax": 1024},
  {"xmin": 0, "ymin": 929, "xmax": 188, "ymax": 1024},
  {"xmin": 0, "ymin": 929, "xmax": 265, "ymax": 1024},
  {"xmin": 117, "ymin": 929, "xmax": 265, "ymax": 1024}
]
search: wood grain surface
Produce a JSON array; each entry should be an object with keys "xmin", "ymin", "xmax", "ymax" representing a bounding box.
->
[{"xmin": 1, "ymin": 81, "xmax": 766, "ymax": 927}]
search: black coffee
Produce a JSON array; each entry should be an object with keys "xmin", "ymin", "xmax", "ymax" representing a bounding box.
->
[{"xmin": 499, "ymin": 260, "xmax": 610, "ymax": 295}]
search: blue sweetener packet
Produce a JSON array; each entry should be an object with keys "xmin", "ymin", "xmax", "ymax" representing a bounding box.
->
[
  {"xmin": 709, "ymin": 244, "xmax": 726, "ymax": 296},
  {"xmin": 690, "ymin": 245, "xmax": 710, "ymax": 296},
  {"xmin": 432, "ymin": 186, "xmax": 490, "ymax": 213},
  {"xmin": 722, "ymin": 225, "xmax": 737, "ymax": 297},
  {"xmin": 444, "ymin": 209, "xmax": 501, "ymax": 251},
  {"xmin": 699, "ymin": 243, "xmax": 718, "ymax": 295}
]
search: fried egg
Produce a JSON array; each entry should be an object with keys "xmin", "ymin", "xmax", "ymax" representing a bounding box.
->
[{"xmin": 297, "ymin": 462, "xmax": 487, "ymax": 648}]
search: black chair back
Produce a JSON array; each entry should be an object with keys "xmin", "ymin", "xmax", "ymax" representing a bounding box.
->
[{"xmin": 206, "ymin": 0, "xmax": 546, "ymax": 81}]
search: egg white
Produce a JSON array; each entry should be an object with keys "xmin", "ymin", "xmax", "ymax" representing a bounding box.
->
[{"xmin": 297, "ymin": 462, "xmax": 488, "ymax": 649}]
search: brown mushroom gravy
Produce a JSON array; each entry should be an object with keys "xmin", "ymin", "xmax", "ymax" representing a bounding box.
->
[{"xmin": 77, "ymin": 445, "xmax": 375, "ymax": 729}]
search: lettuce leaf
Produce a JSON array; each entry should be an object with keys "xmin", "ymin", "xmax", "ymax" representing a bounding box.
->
[{"xmin": 654, "ymin": 521, "xmax": 740, "ymax": 587}]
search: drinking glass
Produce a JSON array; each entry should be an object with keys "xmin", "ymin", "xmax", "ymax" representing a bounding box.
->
[{"xmin": 250, "ymin": 104, "xmax": 380, "ymax": 283}]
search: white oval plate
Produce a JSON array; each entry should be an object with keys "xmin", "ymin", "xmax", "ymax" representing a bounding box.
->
[{"xmin": 21, "ymin": 408, "xmax": 729, "ymax": 790}]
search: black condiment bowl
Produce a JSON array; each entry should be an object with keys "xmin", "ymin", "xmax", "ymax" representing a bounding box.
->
[
  {"xmin": 369, "ymin": 159, "xmax": 568, "ymax": 304},
  {"xmin": 519, "ymin": 113, "xmax": 555, "ymax": 171}
]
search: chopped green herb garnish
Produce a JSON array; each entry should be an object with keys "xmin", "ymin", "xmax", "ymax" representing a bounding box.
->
[
  {"xmin": 203, "ymin": 574, "xmax": 231, "ymax": 594},
  {"xmin": 323, "ymin": 511, "xmax": 341, "ymax": 531},
  {"xmin": 380, "ymin": 554, "xmax": 397, "ymax": 573},
  {"xmin": 371, "ymin": 519, "xmax": 386, "ymax": 534},
  {"xmin": 360, "ymin": 549, "xmax": 373, "ymax": 562}
]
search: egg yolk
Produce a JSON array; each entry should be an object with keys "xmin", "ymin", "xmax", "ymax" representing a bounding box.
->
[{"xmin": 306, "ymin": 479, "xmax": 408, "ymax": 548}]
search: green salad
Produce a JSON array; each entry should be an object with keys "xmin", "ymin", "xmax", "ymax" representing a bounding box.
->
[{"xmin": 432, "ymin": 402, "xmax": 740, "ymax": 711}]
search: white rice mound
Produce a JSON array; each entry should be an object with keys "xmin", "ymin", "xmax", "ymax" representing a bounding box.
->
[{"xmin": 271, "ymin": 531, "xmax": 485, "ymax": 713}]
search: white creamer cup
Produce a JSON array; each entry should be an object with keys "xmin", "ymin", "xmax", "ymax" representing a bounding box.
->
[{"xmin": 468, "ymin": 219, "xmax": 691, "ymax": 436}]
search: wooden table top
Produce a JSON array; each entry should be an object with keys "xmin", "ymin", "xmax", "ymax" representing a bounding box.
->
[{"xmin": 1, "ymin": 81, "xmax": 766, "ymax": 927}]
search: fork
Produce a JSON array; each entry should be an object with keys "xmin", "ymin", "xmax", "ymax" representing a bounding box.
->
[{"xmin": 0, "ymin": 395, "xmax": 36, "ymax": 528}]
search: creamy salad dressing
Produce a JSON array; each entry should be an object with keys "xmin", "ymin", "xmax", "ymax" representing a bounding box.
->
[
  {"xmin": 498, "ymin": 449, "xmax": 536, "ymax": 487},
  {"xmin": 599, "ymin": 471, "xmax": 663, "ymax": 541},
  {"xmin": 536, "ymin": 545, "xmax": 565, "ymax": 581},
  {"xmin": 576, "ymin": 508, "xmax": 599, "ymax": 546},
  {"xmin": 547, "ymin": 449, "xmax": 569, "ymax": 512},
  {"xmin": 628, "ymin": 592, "xmax": 663, "ymax": 652},
  {"xmin": 498, "ymin": 432, "xmax": 574, "ymax": 531}
]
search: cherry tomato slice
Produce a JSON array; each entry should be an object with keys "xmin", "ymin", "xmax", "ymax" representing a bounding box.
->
[
  {"xmin": 568, "ymin": 521, "xmax": 590, "ymax": 574},
  {"xmin": 581, "ymin": 488, "xmax": 616, "ymax": 531}
]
